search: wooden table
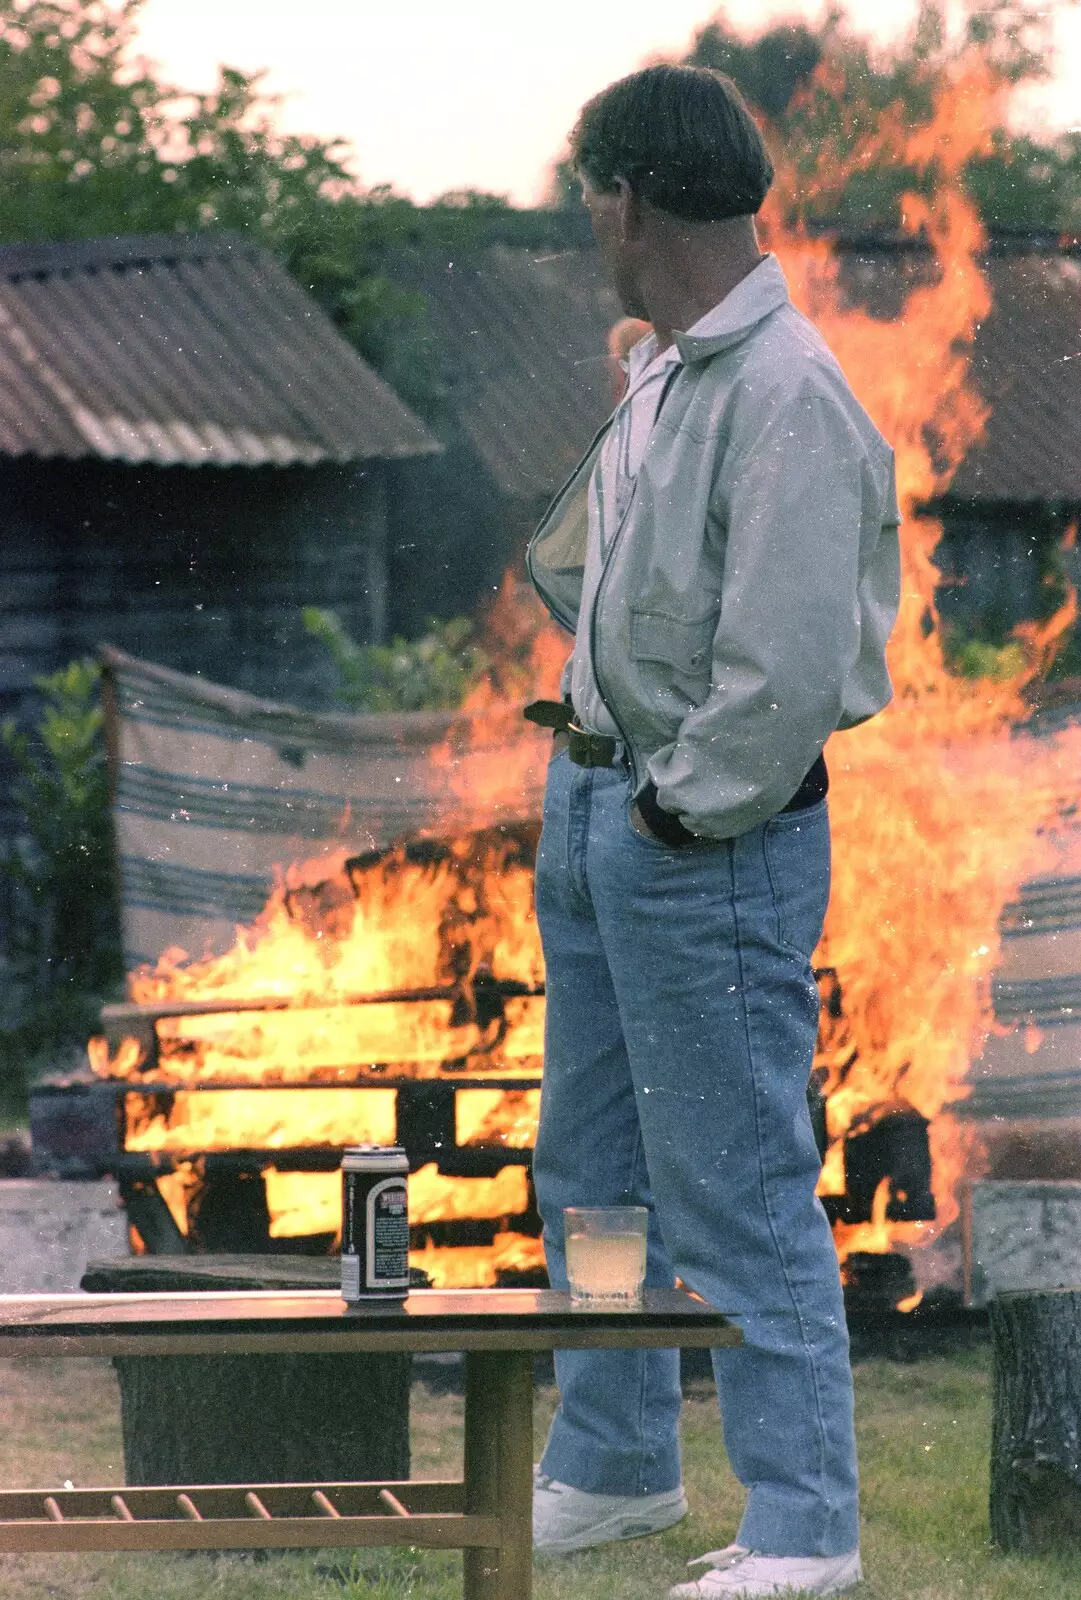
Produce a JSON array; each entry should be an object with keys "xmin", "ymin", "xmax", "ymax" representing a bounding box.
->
[{"xmin": 0, "ymin": 1287, "xmax": 740, "ymax": 1599}]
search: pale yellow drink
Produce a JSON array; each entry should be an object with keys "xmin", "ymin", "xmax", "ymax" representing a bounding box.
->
[{"xmin": 566, "ymin": 1230, "xmax": 647, "ymax": 1306}]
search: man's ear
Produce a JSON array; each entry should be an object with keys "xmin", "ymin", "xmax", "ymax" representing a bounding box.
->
[{"xmin": 613, "ymin": 176, "xmax": 641, "ymax": 241}]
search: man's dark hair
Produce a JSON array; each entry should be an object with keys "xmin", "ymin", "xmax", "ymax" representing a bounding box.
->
[{"xmin": 570, "ymin": 64, "xmax": 773, "ymax": 222}]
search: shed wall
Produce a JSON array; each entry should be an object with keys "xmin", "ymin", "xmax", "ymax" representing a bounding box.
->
[{"xmin": 0, "ymin": 457, "xmax": 390, "ymax": 713}]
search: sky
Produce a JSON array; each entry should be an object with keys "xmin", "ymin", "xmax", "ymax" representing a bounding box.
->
[{"xmin": 133, "ymin": 0, "xmax": 1081, "ymax": 205}]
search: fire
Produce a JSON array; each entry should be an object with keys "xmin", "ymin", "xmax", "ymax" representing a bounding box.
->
[
  {"xmin": 261, "ymin": 1163, "xmax": 531, "ymax": 1241},
  {"xmin": 90, "ymin": 48, "xmax": 1081, "ymax": 1302},
  {"xmin": 135, "ymin": 1159, "xmax": 545, "ymax": 1289},
  {"xmin": 758, "ymin": 52, "xmax": 1081, "ymax": 1273},
  {"xmin": 457, "ymin": 1089, "xmax": 540, "ymax": 1148},
  {"xmin": 409, "ymin": 1231, "xmax": 546, "ymax": 1290},
  {"xmin": 95, "ymin": 834, "xmax": 545, "ymax": 1093},
  {"xmin": 91, "ymin": 834, "xmax": 547, "ymax": 1276},
  {"xmin": 128, "ymin": 835, "xmax": 544, "ymax": 1021},
  {"xmin": 430, "ymin": 574, "xmax": 567, "ymax": 830},
  {"xmin": 123, "ymin": 1087, "xmax": 397, "ymax": 1153}
]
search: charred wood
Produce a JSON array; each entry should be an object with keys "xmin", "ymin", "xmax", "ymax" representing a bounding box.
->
[
  {"xmin": 186, "ymin": 1169, "xmax": 272, "ymax": 1253},
  {"xmin": 842, "ymin": 1109, "xmax": 935, "ymax": 1223},
  {"xmin": 117, "ymin": 1175, "xmax": 187, "ymax": 1255}
]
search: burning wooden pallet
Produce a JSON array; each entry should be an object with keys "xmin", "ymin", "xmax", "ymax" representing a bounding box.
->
[{"xmin": 35, "ymin": 967, "xmax": 547, "ymax": 1283}]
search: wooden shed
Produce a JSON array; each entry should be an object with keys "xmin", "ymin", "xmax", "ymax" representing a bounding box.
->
[{"xmin": 0, "ymin": 229, "xmax": 440, "ymax": 723}]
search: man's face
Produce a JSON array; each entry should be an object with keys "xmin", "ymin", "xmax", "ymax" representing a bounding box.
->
[{"xmin": 579, "ymin": 174, "xmax": 649, "ymax": 321}]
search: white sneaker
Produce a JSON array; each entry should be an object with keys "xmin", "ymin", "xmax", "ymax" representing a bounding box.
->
[
  {"xmin": 532, "ymin": 1468, "xmax": 688, "ymax": 1554},
  {"xmin": 668, "ymin": 1543, "xmax": 862, "ymax": 1597}
]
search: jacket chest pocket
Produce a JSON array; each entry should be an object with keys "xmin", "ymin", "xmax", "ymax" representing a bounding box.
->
[{"xmin": 630, "ymin": 609, "xmax": 716, "ymax": 681}]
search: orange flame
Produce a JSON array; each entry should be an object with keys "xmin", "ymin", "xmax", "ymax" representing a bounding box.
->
[
  {"xmin": 428, "ymin": 574, "xmax": 566, "ymax": 832},
  {"xmin": 760, "ymin": 53, "xmax": 1081, "ymax": 1264},
  {"xmin": 91, "ymin": 835, "xmax": 548, "ymax": 1272}
]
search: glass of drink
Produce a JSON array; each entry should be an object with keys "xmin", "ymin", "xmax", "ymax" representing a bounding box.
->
[{"xmin": 563, "ymin": 1206, "xmax": 649, "ymax": 1308}]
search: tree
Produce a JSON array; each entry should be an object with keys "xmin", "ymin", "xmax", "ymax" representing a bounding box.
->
[
  {"xmin": 682, "ymin": 3, "xmax": 1081, "ymax": 233},
  {"xmin": 687, "ymin": 17, "xmax": 824, "ymax": 120},
  {"xmin": 0, "ymin": 0, "xmax": 571, "ymax": 415},
  {"xmin": 302, "ymin": 608, "xmax": 490, "ymax": 713},
  {"xmin": 0, "ymin": 661, "xmax": 122, "ymax": 1086}
]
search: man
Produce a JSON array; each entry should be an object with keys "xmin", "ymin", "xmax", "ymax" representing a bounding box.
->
[{"xmin": 524, "ymin": 65, "xmax": 901, "ymax": 1599}]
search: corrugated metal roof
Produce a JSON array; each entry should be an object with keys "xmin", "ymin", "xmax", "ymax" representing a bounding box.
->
[
  {"xmin": 947, "ymin": 255, "xmax": 1081, "ymax": 503},
  {"xmin": 413, "ymin": 245, "xmax": 623, "ymax": 500},
  {"xmin": 404, "ymin": 237, "xmax": 1081, "ymax": 507},
  {"xmin": 0, "ymin": 231, "xmax": 440, "ymax": 467}
]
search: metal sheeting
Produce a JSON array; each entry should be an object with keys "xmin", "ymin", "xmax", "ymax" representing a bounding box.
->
[
  {"xmin": 414, "ymin": 245, "xmax": 623, "ymax": 500},
  {"xmin": 809, "ymin": 245, "xmax": 1081, "ymax": 507},
  {"xmin": 410, "ymin": 238, "xmax": 1081, "ymax": 508},
  {"xmin": 949, "ymin": 256, "xmax": 1081, "ymax": 504},
  {"xmin": 0, "ymin": 232, "xmax": 440, "ymax": 468}
]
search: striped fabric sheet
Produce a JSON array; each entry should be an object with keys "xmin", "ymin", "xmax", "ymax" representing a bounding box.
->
[{"xmin": 101, "ymin": 647, "xmax": 544, "ymax": 973}]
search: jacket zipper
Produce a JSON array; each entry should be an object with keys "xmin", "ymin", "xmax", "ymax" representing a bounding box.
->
[
  {"xmin": 589, "ymin": 484, "xmax": 641, "ymax": 785},
  {"xmin": 588, "ymin": 363, "xmax": 685, "ymax": 791}
]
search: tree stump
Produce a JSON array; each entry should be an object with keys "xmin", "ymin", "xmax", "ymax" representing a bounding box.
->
[
  {"xmin": 990, "ymin": 1288, "xmax": 1081, "ymax": 1551},
  {"xmin": 82, "ymin": 1255, "xmax": 411, "ymax": 1486}
]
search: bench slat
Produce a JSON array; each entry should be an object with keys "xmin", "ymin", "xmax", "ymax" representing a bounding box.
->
[
  {"xmin": 0, "ymin": 1512, "xmax": 502, "ymax": 1554},
  {"xmin": 0, "ymin": 1480, "xmax": 463, "ymax": 1521}
]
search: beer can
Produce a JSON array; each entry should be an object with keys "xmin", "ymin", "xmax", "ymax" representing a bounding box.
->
[{"xmin": 341, "ymin": 1145, "xmax": 410, "ymax": 1301}]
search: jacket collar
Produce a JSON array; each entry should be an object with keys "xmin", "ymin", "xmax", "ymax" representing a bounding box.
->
[{"xmin": 671, "ymin": 253, "xmax": 790, "ymax": 365}]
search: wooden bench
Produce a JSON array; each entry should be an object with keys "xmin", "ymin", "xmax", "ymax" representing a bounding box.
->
[{"xmin": 0, "ymin": 1287, "xmax": 740, "ymax": 1599}]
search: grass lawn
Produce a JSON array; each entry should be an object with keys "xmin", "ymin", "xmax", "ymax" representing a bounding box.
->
[{"xmin": 2, "ymin": 1344, "xmax": 1081, "ymax": 1598}]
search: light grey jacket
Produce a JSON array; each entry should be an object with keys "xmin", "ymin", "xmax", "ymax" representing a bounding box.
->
[{"xmin": 526, "ymin": 254, "xmax": 902, "ymax": 841}]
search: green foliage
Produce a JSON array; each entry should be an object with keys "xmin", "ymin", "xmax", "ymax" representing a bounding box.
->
[
  {"xmin": 682, "ymin": 2, "xmax": 1081, "ymax": 233},
  {"xmin": 302, "ymin": 608, "xmax": 489, "ymax": 713},
  {"xmin": 0, "ymin": 1, "xmax": 354, "ymax": 240},
  {"xmin": 947, "ymin": 636, "xmax": 1028, "ymax": 680},
  {"xmin": 687, "ymin": 16, "xmax": 824, "ymax": 119},
  {"xmin": 964, "ymin": 131, "xmax": 1081, "ymax": 232},
  {"xmin": 0, "ymin": 660, "xmax": 122, "ymax": 1086},
  {"xmin": 0, "ymin": 0, "xmax": 579, "ymax": 418}
]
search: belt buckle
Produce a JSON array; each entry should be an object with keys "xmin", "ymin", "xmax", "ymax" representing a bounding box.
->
[{"xmin": 567, "ymin": 721, "xmax": 617, "ymax": 768}]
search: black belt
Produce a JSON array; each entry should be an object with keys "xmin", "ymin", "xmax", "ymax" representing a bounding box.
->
[
  {"xmin": 779, "ymin": 751, "xmax": 828, "ymax": 813},
  {"xmin": 523, "ymin": 700, "xmax": 828, "ymax": 811},
  {"xmin": 523, "ymin": 699, "xmax": 618, "ymax": 767}
]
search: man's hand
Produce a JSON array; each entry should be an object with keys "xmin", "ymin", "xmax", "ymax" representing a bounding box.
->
[{"xmin": 631, "ymin": 786, "xmax": 702, "ymax": 848}]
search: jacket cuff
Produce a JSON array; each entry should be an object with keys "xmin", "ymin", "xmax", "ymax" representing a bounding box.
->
[{"xmin": 636, "ymin": 780, "xmax": 698, "ymax": 848}]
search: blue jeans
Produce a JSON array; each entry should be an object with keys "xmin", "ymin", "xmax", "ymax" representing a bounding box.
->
[{"xmin": 532, "ymin": 751, "xmax": 858, "ymax": 1557}]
